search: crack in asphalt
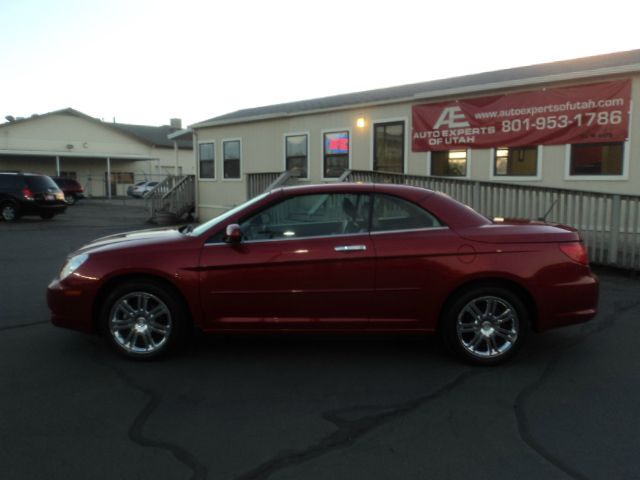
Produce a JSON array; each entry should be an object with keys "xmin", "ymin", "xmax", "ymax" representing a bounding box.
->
[
  {"xmin": 514, "ymin": 297, "xmax": 640, "ymax": 480},
  {"xmin": 232, "ymin": 282, "xmax": 639, "ymax": 480},
  {"xmin": 233, "ymin": 368, "xmax": 480, "ymax": 480},
  {"xmin": 90, "ymin": 345, "xmax": 208, "ymax": 480},
  {"xmin": 8, "ymin": 273, "xmax": 632, "ymax": 480},
  {"xmin": 0, "ymin": 320, "xmax": 49, "ymax": 332}
]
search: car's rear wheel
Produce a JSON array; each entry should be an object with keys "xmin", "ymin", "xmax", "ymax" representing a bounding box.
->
[
  {"xmin": 1, "ymin": 202, "xmax": 19, "ymax": 221},
  {"xmin": 65, "ymin": 194, "xmax": 76, "ymax": 205},
  {"xmin": 442, "ymin": 286, "xmax": 528, "ymax": 365},
  {"xmin": 100, "ymin": 281, "xmax": 189, "ymax": 359}
]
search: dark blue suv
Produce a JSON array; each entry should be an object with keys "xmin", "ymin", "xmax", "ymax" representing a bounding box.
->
[{"xmin": 0, "ymin": 172, "xmax": 67, "ymax": 221}]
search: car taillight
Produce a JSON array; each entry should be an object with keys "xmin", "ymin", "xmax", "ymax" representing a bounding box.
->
[
  {"xmin": 79, "ymin": 186, "xmax": 84, "ymax": 192},
  {"xmin": 22, "ymin": 187, "xmax": 34, "ymax": 200},
  {"xmin": 559, "ymin": 242, "xmax": 589, "ymax": 265}
]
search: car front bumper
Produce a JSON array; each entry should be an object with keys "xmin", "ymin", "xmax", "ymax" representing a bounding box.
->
[{"xmin": 47, "ymin": 278, "xmax": 96, "ymax": 334}]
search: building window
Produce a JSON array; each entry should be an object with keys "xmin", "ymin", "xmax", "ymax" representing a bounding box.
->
[
  {"xmin": 323, "ymin": 131, "xmax": 350, "ymax": 178},
  {"xmin": 223, "ymin": 140, "xmax": 241, "ymax": 179},
  {"xmin": 570, "ymin": 142, "xmax": 624, "ymax": 176},
  {"xmin": 494, "ymin": 146, "xmax": 538, "ymax": 176},
  {"xmin": 285, "ymin": 134, "xmax": 308, "ymax": 178},
  {"xmin": 374, "ymin": 121, "xmax": 404, "ymax": 173},
  {"xmin": 431, "ymin": 150, "xmax": 467, "ymax": 177},
  {"xmin": 199, "ymin": 142, "xmax": 215, "ymax": 179}
]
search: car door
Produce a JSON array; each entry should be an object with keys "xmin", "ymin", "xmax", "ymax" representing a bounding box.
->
[
  {"xmin": 198, "ymin": 192, "xmax": 375, "ymax": 330},
  {"xmin": 369, "ymin": 193, "xmax": 460, "ymax": 328}
]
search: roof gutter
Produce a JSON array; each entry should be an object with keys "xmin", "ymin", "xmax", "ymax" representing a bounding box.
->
[
  {"xmin": 0, "ymin": 149, "xmax": 157, "ymax": 160},
  {"xmin": 191, "ymin": 64, "xmax": 640, "ymax": 130}
]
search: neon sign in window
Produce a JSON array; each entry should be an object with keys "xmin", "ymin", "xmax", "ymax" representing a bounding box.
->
[
  {"xmin": 323, "ymin": 131, "xmax": 350, "ymax": 178},
  {"xmin": 325, "ymin": 132, "xmax": 349, "ymax": 154}
]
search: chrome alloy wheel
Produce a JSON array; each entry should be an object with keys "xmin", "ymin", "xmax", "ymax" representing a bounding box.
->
[
  {"xmin": 456, "ymin": 295, "xmax": 519, "ymax": 359},
  {"xmin": 109, "ymin": 292, "xmax": 173, "ymax": 355}
]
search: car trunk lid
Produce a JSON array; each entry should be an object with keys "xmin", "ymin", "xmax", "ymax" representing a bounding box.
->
[{"xmin": 455, "ymin": 218, "xmax": 581, "ymax": 244}]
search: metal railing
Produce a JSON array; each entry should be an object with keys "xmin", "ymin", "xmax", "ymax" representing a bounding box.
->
[
  {"xmin": 145, "ymin": 174, "xmax": 195, "ymax": 223},
  {"xmin": 344, "ymin": 170, "xmax": 640, "ymax": 271},
  {"xmin": 247, "ymin": 172, "xmax": 281, "ymax": 199},
  {"xmin": 246, "ymin": 171, "xmax": 302, "ymax": 198}
]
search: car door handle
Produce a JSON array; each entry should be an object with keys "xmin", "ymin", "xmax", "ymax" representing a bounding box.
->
[{"xmin": 334, "ymin": 245, "xmax": 367, "ymax": 252}]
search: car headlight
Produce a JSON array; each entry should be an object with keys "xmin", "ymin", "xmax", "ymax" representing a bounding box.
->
[{"xmin": 60, "ymin": 253, "xmax": 89, "ymax": 280}]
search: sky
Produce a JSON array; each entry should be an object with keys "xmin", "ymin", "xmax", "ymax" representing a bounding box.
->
[{"xmin": 1, "ymin": 0, "xmax": 639, "ymax": 128}]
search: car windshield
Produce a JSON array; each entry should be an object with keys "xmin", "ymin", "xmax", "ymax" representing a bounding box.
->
[{"xmin": 190, "ymin": 192, "xmax": 270, "ymax": 237}]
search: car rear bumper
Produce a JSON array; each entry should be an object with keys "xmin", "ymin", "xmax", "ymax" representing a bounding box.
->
[
  {"xmin": 534, "ymin": 271, "xmax": 599, "ymax": 331},
  {"xmin": 23, "ymin": 203, "xmax": 67, "ymax": 216}
]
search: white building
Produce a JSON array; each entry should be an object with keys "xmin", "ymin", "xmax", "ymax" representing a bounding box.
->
[
  {"xmin": 0, "ymin": 108, "xmax": 193, "ymax": 197},
  {"xmin": 190, "ymin": 49, "xmax": 640, "ymax": 222}
]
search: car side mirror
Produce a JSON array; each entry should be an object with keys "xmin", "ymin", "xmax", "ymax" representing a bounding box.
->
[{"xmin": 224, "ymin": 224, "xmax": 242, "ymax": 243}]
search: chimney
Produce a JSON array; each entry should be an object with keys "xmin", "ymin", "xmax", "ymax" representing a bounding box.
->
[{"xmin": 170, "ymin": 118, "xmax": 182, "ymax": 130}]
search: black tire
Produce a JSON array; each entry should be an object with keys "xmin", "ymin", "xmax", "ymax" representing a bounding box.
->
[
  {"xmin": 441, "ymin": 285, "xmax": 529, "ymax": 365},
  {"xmin": 99, "ymin": 280, "xmax": 190, "ymax": 360},
  {"xmin": 40, "ymin": 212, "xmax": 55, "ymax": 220},
  {"xmin": 1, "ymin": 201, "xmax": 20, "ymax": 222},
  {"xmin": 65, "ymin": 194, "xmax": 76, "ymax": 205}
]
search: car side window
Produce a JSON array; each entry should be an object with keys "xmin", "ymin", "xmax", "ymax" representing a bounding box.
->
[
  {"xmin": 371, "ymin": 194, "xmax": 442, "ymax": 232},
  {"xmin": 240, "ymin": 193, "xmax": 370, "ymax": 241},
  {"xmin": 0, "ymin": 175, "xmax": 23, "ymax": 190}
]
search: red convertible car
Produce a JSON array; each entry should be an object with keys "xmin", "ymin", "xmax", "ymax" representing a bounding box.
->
[{"xmin": 48, "ymin": 183, "xmax": 598, "ymax": 364}]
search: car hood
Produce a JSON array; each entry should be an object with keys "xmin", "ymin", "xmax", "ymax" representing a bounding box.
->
[
  {"xmin": 456, "ymin": 220, "xmax": 581, "ymax": 244},
  {"xmin": 75, "ymin": 227, "xmax": 186, "ymax": 254}
]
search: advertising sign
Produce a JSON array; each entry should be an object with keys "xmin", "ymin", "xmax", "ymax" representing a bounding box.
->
[{"xmin": 412, "ymin": 80, "xmax": 631, "ymax": 152}]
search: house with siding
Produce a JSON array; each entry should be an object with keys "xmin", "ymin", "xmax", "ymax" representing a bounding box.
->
[
  {"xmin": 0, "ymin": 108, "xmax": 193, "ymax": 197},
  {"xmin": 189, "ymin": 49, "xmax": 640, "ymax": 223}
]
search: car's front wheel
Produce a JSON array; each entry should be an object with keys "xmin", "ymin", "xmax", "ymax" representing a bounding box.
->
[
  {"xmin": 65, "ymin": 194, "xmax": 76, "ymax": 205},
  {"xmin": 100, "ymin": 280, "xmax": 189, "ymax": 359},
  {"xmin": 442, "ymin": 286, "xmax": 528, "ymax": 365}
]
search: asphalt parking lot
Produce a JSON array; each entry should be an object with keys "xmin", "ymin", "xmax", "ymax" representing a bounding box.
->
[{"xmin": 1, "ymin": 199, "xmax": 639, "ymax": 480}]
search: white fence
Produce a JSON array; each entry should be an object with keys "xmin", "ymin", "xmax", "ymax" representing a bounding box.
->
[{"xmin": 345, "ymin": 170, "xmax": 640, "ymax": 271}]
